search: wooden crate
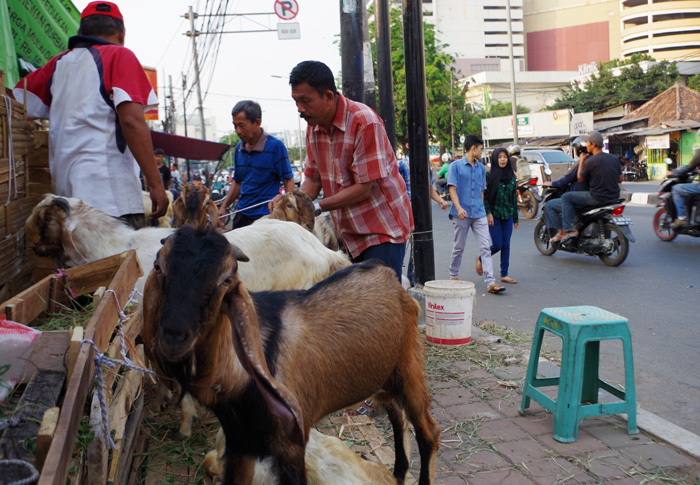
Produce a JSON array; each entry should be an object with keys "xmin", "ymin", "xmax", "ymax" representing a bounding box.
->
[{"xmin": 0, "ymin": 250, "xmax": 148, "ymax": 485}]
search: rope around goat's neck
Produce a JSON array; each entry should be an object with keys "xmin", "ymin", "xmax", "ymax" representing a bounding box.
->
[
  {"xmin": 80, "ymin": 287, "xmax": 156, "ymax": 450},
  {"xmin": 219, "ymin": 197, "xmax": 275, "ymax": 219}
]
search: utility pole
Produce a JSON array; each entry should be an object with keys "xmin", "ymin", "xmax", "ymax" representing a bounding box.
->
[
  {"xmin": 168, "ymin": 75, "xmax": 176, "ymax": 134},
  {"xmin": 182, "ymin": 74, "xmax": 191, "ymax": 181},
  {"xmin": 339, "ymin": 0, "xmax": 364, "ymax": 102},
  {"xmin": 186, "ymin": 6, "xmax": 207, "ymax": 140},
  {"xmin": 506, "ymin": 0, "xmax": 519, "ymax": 144},
  {"xmin": 375, "ymin": 0, "xmax": 396, "ymax": 151},
  {"xmin": 404, "ymin": 0, "xmax": 435, "ymax": 286}
]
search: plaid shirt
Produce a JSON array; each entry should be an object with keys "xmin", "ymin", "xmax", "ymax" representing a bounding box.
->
[
  {"xmin": 304, "ymin": 94, "xmax": 414, "ymax": 258},
  {"xmin": 483, "ymin": 176, "xmax": 519, "ymax": 224}
]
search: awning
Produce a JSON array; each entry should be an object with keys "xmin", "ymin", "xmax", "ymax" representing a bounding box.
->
[{"xmin": 150, "ymin": 131, "xmax": 232, "ymax": 161}]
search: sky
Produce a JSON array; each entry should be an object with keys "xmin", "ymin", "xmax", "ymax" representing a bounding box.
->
[{"xmin": 71, "ymin": 0, "xmax": 343, "ymax": 141}]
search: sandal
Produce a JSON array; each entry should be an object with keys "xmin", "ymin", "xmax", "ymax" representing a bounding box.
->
[
  {"xmin": 500, "ymin": 276, "xmax": 517, "ymax": 284},
  {"xmin": 475, "ymin": 255, "xmax": 483, "ymax": 276},
  {"xmin": 549, "ymin": 233, "xmax": 565, "ymax": 243},
  {"xmin": 488, "ymin": 283, "xmax": 506, "ymax": 294}
]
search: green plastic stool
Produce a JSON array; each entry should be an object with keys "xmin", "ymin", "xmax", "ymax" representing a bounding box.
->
[{"xmin": 518, "ymin": 306, "xmax": 638, "ymax": 443}]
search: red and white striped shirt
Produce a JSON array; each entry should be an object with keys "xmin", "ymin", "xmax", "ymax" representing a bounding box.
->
[{"xmin": 304, "ymin": 94, "xmax": 413, "ymax": 258}]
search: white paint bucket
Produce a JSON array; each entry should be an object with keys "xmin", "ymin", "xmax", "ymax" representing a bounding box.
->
[{"xmin": 424, "ymin": 280, "xmax": 476, "ymax": 346}]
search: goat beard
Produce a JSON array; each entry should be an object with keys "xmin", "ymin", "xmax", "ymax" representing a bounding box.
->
[{"xmin": 154, "ymin": 345, "xmax": 198, "ymax": 393}]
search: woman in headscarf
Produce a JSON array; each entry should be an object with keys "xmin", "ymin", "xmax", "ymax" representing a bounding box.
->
[{"xmin": 477, "ymin": 147, "xmax": 519, "ymax": 284}]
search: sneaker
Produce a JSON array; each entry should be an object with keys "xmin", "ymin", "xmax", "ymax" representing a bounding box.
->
[{"xmin": 670, "ymin": 218, "xmax": 688, "ymax": 229}]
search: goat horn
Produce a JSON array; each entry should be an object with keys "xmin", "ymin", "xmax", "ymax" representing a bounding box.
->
[{"xmin": 52, "ymin": 197, "xmax": 71, "ymax": 214}]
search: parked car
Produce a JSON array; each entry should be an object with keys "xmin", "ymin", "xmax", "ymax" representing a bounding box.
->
[
  {"xmin": 291, "ymin": 164, "xmax": 303, "ymax": 186},
  {"xmin": 521, "ymin": 149, "xmax": 576, "ymax": 196}
]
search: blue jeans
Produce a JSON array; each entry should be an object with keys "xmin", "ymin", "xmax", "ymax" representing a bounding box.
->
[
  {"xmin": 561, "ymin": 191, "xmax": 600, "ymax": 232},
  {"xmin": 671, "ymin": 182, "xmax": 700, "ymax": 219},
  {"xmin": 545, "ymin": 198, "xmax": 563, "ymax": 232},
  {"xmin": 489, "ymin": 216, "xmax": 514, "ymax": 278},
  {"xmin": 352, "ymin": 242, "xmax": 406, "ymax": 282}
]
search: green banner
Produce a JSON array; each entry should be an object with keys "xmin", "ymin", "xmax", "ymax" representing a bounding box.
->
[
  {"xmin": 3, "ymin": 0, "xmax": 80, "ymax": 88},
  {"xmin": 0, "ymin": 0, "xmax": 18, "ymax": 87},
  {"xmin": 679, "ymin": 131, "xmax": 700, "ymax": 166}
]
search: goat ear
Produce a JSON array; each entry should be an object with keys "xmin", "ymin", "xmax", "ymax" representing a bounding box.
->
[
  {"xmin": 225, "ymin": 290, "xmax": 305, "ymax": 448},
  {"xmin": 231, "ymin": 244, "xmax": 249, "ymax": 263}
]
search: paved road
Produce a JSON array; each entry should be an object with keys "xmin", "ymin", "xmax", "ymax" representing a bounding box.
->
[{"xmin": 419, "ymin": 200, "xmax": 700, "ymax": 435}]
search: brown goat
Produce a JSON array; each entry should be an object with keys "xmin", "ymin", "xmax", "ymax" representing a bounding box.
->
[
  {"xmin": 172, "ymin": 184, "xmax": 220, "ymax": 230},
  {"xmin": 142, "ymin": 227, "xmax": 440, "ymax": 484},
  {"xmin": 262, "ymin": 189, "xmax": 315, "ymax": 233}
]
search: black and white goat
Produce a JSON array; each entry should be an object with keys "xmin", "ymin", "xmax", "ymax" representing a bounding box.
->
[{"xmin": 143, "ymin": 227, "xmax": 440, "ymax": 484}]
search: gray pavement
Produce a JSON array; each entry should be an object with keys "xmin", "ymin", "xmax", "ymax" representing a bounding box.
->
[
  {"xmin": 405, "ymin": 183, "xmax": 700, "ymax": 483},
  {"xmin": 409, "ymin": 327, "xmax": 700, "ymax": 484}
]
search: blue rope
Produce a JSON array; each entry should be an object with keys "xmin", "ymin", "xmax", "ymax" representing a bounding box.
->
[{"xmin": 81, "ymin": 287, "xmax": 156, "ymax": 450}]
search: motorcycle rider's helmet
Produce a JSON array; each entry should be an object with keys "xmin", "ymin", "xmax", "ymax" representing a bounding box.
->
[
  {"xmin": 507, "ymin": 144, "xmax": 521, "ymax": 156},
  {"xmin": 441, "ymin": 153, "xmax": 451, "ymax": 163},
  {"xmin": 571, "ymin": 136, "xmax": 589, "ymax": 157}
]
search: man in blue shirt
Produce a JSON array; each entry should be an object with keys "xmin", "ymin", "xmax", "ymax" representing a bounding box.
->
[
  {"xmin": 448, "ymin": 135, "xmax": 505, "ymax": 294},
  {"xmin": 219, "ymin": 100, "xmax": 295, "ymax": 228}
]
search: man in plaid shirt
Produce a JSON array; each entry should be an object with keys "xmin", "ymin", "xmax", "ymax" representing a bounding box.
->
[{"xmin": 289, "ymin": 61, "xmax": 413, "ymax": 281}]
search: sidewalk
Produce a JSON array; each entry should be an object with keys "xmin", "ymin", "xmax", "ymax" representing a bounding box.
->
[{"xmin": 410, "ymin": 326, "xmax": 700, "ymax": 484}]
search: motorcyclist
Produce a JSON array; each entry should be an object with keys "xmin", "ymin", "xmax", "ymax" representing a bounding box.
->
[
  {"xmin": 542, "ymin": 137, "xmax": 590, "ymax": 240},
  {"xmin": 508, "ymin": 144, "xmax": 530, "ymax": 180},
  {"xmin": 435, "ymin": 152, "xmax": 451, "ymax": 195},
  {"xmin": 670, "ymin": 148, "xmax": 700, "ymax": 228}
]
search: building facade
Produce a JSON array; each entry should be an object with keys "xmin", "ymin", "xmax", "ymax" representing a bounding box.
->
[{"xmin": 424, "ymin": 0, "xmax": 525, "ymax": 77}]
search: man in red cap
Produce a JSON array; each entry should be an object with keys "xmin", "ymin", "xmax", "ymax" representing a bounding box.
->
[{"xmin": 13, "ymin": 1, "xmax": 168, "ymax": 229}]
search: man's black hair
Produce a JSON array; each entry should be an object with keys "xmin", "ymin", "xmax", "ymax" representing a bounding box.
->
[
  {"xmin": 289, "ymin": 61, "xmax": 338, "ymax": 97},
  {"xmin": 78, "ymin": 15, "xmax": 124, "ymax": 37},
  {"xmin": 463, "ymin": 134, "xmax": 483, "ymax": 152},
  {"xmin": 154, "ymin": 148, "xmax": 165, "ymax": 156},
  {"xmin": 231, "ymin": 100, "xmax": 262, "ymax": 123}
]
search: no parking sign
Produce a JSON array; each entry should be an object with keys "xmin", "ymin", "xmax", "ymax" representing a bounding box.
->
[{"xmin": 274, "ymin": 0, "xmax": 298, "ymax": 20}]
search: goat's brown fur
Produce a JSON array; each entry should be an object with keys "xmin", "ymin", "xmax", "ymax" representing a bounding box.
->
[
  {"xmin": 263, "ymin": 189, "xmax": 315, "ymax": 232},
  {"xmin": 172, "ymin": 184, "xmax": 220, "ymax": 231},
  {"xmin": 143, "ymin": 228, "xmax": 440, "ymax": 484}
]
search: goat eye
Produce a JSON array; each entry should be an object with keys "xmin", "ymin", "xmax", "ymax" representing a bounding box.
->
[
  {"xmin": 223, "ymin": 277, "xmax": 233, "ymax": 285},
  {"xmin": 154, "ymin": 262, "xmax": 161, "ymax": 272}
]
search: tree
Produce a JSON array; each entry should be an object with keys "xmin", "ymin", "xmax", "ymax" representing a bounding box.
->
[
  {"xmin": 368, "ymin": 7, "xmax": 466, "ymax": 151},
  {"xmin": 552, "ymin": 54, "xmax": 680, "ymax": 112},
  {"xmin": 687, "ymin": 74, "xmax": 700, "ymax": 93},
  {"xmin": 218, "ymin": 132, "xmax": 240, "ymax": 169}
]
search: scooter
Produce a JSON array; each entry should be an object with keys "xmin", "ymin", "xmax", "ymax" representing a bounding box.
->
[
  {"xmin": 517, "ymin": 176, "xmax": 541, "ymax": 219},
  {"xmin": 534, "ymin": 187, "xmax": 635, "ymax": 266},
  {"xmin": 653, "ymin": 166, "xmax": 700, "ymax": 241}
]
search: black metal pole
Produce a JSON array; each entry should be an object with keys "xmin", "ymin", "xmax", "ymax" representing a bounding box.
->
[
  {"xmin": 403, "ymin": 0, "xmax": 435, "ymax": 285},
  {"xmin": 375, "ymin": 0, "xmax": 396, "ymax": 152},
  {"xmin": 339, "ymin": 0, "xmax": 364, "ymax": 102}
]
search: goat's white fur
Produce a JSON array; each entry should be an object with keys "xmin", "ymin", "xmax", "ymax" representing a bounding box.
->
[
  {"xmin": 142, "ymin": 190, "xmax": 174, "ymax": 228},
  {"xmin": 27, "ymin": 194, "xmax": 350, "ymax": 295}
]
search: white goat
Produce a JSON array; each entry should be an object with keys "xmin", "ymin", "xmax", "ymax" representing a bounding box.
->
[
  {"xmin": 143, "ymin": 190, "xmax": 174, "ymax": 228},
  {"xmin": 26, "ymin": 194, "xmax": 350, "ymax": 295}
]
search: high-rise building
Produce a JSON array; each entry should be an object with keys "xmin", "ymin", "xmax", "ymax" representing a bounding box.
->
[
  {"xmin": 524, "ymin": 0, "xmax": 700, "ymax": 72},
  {"xmin": 620, "ymin": 0, "xmax": 700, "ymax": 61},
  {"xmin": 425, "ymin": 0, "xmax": 525, "ymax": 77},
  {"xmin": 523, "ymin": 0, "xmax": 620, "ymax": 72}
]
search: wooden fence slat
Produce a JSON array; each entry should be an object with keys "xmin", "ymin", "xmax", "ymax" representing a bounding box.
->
[{"xmin": 38, "ymin": 251, "xmax": 141, "ymax": 485}]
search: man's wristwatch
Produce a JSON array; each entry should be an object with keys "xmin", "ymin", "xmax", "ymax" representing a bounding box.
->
[{"xmin": 313, "ymin": 201, "xmax": 322, "ymax": 217}]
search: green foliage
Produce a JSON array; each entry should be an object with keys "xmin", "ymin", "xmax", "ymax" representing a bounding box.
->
[
  {"xmin": 552, "ymin": 57, "xmax": 680, "ymax": 112},
  {"xmin": 218, "ymin": 132, "xmax": 240, "ymax": 169},
  {"xmin": 369, "ymin": 6, "xmax": 466, "ymax": 150},
  {"xmin": 487, "ymin": 101, "xmax": 530, "ymax": 118},
  {"xmin": 688, "ymin": 75, "xmax": 700, "ymax": 93}
]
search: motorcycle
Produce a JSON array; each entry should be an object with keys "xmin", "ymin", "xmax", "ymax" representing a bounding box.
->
[
  {"xmin": 534, "ymin": 187, "xmax": 635, "ymax": 266},
  {"xmin": 653, "ymin": 167, "xmax": 700, "ymax": 241},
  {"xmin": 517, "ymin": 176, "xmax": 541, "ymax": 219}
]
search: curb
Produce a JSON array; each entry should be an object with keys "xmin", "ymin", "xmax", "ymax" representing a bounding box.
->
[
  {"xmin": 622, "ymin": 190, "xmax": 660, "ymax": 206},
  {"xmin": 470, "ymin": 325, "xmax": 700, "ymax": 460}
]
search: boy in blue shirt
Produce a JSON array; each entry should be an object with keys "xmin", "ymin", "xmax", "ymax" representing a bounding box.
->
[{"xmin": 447, "ymin": 135, "xmax": 505, "ymax": 294}]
